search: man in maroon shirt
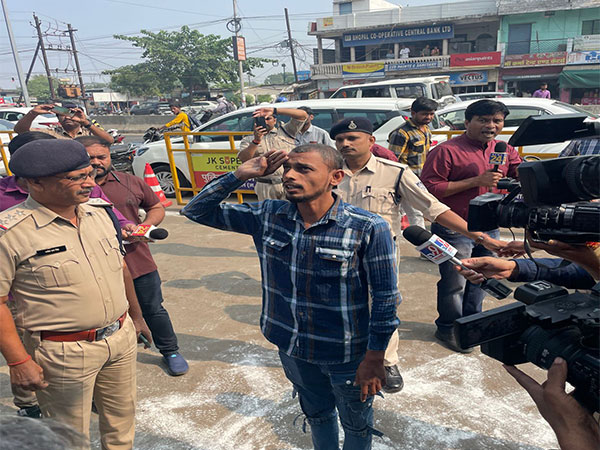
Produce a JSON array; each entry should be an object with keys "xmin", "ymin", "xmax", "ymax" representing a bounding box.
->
[
  {"xmin": 420, "ymin": 100, "xmax": 521, "ymax": 352},
  {"xmin": 76, "ymin": 136, "xmax": 189, "ymax": 376}
]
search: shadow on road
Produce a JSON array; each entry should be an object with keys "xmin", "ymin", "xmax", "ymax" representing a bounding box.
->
[
  {"xmin": 164, "ymin": 271, "xmax": 261, "ymax": 297},
  {"xmin": 152, "ymin": 243, "xmax": 256, "ymax": 259}
]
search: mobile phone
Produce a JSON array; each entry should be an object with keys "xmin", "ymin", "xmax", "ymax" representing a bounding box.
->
[
  {"xmin": 139, "ymin": 334, "xmax": 151, "ymax": 347},
  {"xmin": 52, "ymin": 106, "xmax": 72, "ymax": 115},
  {"xmin": 254, "ymin": 116, "xmax": 268, "ymax": 130}
]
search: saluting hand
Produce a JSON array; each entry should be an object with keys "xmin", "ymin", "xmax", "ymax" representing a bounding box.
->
[
  {"xmin": 10, "ymin": 359, "xmax": 48, "ymax": 391},
  {"xmin": 234, "ymin": 150, "xmax": 288, "ymax": 182}
]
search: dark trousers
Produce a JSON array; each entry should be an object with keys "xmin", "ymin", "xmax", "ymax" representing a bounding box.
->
[
  {"xmin": 133, "ymin": 270, "xmax": 179, "ymax": 355},
  {"xmin": 431, "ymin": 223, "xmax": 499, "ymax": 332}
]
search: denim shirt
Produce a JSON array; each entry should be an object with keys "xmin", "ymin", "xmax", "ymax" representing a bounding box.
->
[{"xmin": 182, "ymin": 172, "xmax": 401, "ymax": 364}]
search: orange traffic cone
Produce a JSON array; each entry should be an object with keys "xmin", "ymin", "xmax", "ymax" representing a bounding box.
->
[{"xmin": 143, "ymin": 163, "xmax": 172, "ymax": 207}]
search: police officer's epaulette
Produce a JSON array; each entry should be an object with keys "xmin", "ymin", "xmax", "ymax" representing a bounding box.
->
[
  {"xmin": 377, "ymin": 158, "xmax": 409, "ymax": 170},
  {"xmin": 0, "ymin": 206, "xmax": 31, "ymax": 234},
  {"xmin": 85, "ymin": 198, "xmax": 113, "ymax": 207}
]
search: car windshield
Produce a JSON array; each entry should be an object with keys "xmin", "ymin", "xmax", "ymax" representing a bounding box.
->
[
  {"xmin": 554, "ymin": 101, "xmax": 600, "ymax": 119},
  {"xmin": 433, "ymin": 82, "xmax": 453, "ymax": 98}
]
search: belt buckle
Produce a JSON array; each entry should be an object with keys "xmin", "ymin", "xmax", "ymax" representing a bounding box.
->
[{"xmin": 95, "ymin": 320, "xmax": 120, "ymax": 341}]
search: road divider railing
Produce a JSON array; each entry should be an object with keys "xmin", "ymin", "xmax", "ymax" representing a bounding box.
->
[{"xmin": 164, "ymin": 130, "xmax": 253, "ymax": 205}]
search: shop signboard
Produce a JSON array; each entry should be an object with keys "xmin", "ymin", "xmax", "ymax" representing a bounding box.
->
[
  {"xmin": 573, "ymin": 35, "xmax": 600, "ymax": 52},
  {"xmin": 191, "ymin": 153, "xmax": 255, "ymax": 191},
  {"xmin": 504, "ymin": 52, "xmax": 567, "ymax": 67},
  {"xmin": 343, "ymin": 24, "xmax": 453, "ymax": 47},
  {"xmin": 297, "ymin": 70, "xmax": 311, "ymax": 81},
  {"xmin": 567, "ymin": 51, "xmax": 600, "ymax": 65},
  {"xmin": 449, "ymin": 71, "xmax": 488, "ymax": 86},
  {"xmin": 450, "ymin": 52, "xmax": 501, "ymax": 67},
  {"xmin": 342, "ymin": 63, "xmax": 385, "ymax": 79},
  {"xmin": 385, "ymin": 60, "xmax": 442, "ymax": 72}
]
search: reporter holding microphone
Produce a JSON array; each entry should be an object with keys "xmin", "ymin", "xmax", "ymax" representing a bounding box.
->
[
  {"xmin": 76, "ymin": 136, "xmax": 189, "ymax": 377},
  {"xmin": 420, "ymin": 100, "xmax": 522, "ymax": 352}
]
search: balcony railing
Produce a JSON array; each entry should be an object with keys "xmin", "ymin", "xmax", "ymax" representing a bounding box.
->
[
  {"xmin": 503, "ymin": 38, "xmax": 569, "ymax": 55},
  {"xmin": 311, "ymin": 55, "xmax": 450, "ymax": 78}
]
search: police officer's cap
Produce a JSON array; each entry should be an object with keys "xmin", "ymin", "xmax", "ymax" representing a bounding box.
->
[
  {"xmin": 329, "ymin": 117, "xmax": 373, "ymax": 139},
  {"xmin": 9, "ymin": 139, "xmax": 91, "ymax": 178}
]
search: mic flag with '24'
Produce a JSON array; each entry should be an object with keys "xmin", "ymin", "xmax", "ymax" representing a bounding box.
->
[{"xmin": 489, "ymin": 141, "xmax": 507, "ymax": 172}]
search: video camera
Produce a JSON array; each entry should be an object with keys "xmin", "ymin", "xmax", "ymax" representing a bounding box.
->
[
  {"xmin": 467, "ymin": 114, "xmax": 600, "ymax": 243},
  {"xmin": 454, "ymin": 281, "xmax": 600, "ymax": 413}
]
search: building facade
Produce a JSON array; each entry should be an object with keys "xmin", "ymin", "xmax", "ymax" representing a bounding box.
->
[{"xmin": 307, "ymin": 0, "xmax": 599, "ymax": 102}]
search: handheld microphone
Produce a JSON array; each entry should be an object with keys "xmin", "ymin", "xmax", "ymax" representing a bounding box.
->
[
  {"xmin": 489, "ymin": 141, "xmax": 508, "ymax": 172},
  {"xmin": 402, "ymin": 226, "xmax": 513, "ymax": 300},
  {"xmin": 125, "ymin": 224, "xmax": 169, "ymax": 243}
]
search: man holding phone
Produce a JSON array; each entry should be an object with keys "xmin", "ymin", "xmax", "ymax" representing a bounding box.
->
[
  {"xmin": 238, "ymin": 106, "xmax": 308, "ymax": 201},
  {"xmin": 14, "ymin": 103, "xmax": 114, "ymax": 144}
]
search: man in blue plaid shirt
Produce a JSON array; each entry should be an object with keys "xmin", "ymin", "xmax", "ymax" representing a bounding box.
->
[{"xmin": 182, "ymin": 144, "xmax": 400, "ymax": 449}]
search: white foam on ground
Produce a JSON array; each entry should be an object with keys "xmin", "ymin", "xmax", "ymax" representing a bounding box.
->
[{"xmin": 135, "ymin": 351, "xmax": 556, "ymax": 449}]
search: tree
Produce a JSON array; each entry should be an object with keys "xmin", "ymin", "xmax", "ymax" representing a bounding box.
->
[
  {"xmin": 104, "ymin": 63, "xmax": 163, "ymax": 97},
  {"xmin": 27, "ymin": 74, "xmax": 57, "ymax": 100},
  {"xmin": 264, "ymin": 72, "xmax": 296, "ymax": 85},
  {"xmin": 111, "ymin": 26, "xmax": 271, "ymax": 102}
]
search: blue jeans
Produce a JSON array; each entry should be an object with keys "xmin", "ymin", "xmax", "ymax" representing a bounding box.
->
[
  {"xmin": 279, "ymin": 351, "xmax": 382, "ymax": 450},
  {"xmin": 133, "ymin": 270, "xmax": 179, "ymax": 355},
  {"xmin": 430, "ymin": 223, "xmax": 499, "ymax": 333}
]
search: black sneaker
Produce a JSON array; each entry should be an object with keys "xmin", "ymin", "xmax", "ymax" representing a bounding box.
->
[
  {"xmin": 17, "ymin": 405, "xmax": 42, "ymax": 419},
  {"xmin": 382, "ymin": 365, "xmax": 404, "ymax": 393},
  {"xmin": 435, "ymin": 329, "xmax": 474, "ymax": 354}
]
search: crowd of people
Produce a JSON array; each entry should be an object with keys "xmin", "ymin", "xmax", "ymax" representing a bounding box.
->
[{"xmin": 0, "ymin": 98, "xmax": 598, "ymax": 450}]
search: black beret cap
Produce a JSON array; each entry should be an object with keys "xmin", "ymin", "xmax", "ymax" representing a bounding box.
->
[
  {"xmin": 9, "ymin": 139, "xmax": 90, "ymax": 178},
  {"xmin": 329, "ymin": 117, "xmax": 373, "ymax": 139}
]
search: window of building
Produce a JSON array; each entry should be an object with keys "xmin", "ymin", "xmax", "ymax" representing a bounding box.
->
[
  {"xmin": 582, "ymin": 19, "xmax": 600, "ymax": 35},
  {"xmin": 339, "ymin": 2, "xmax": 352, "ymax": 15},
  {"xmin": 507, "ymin": 23, "xmax": 532, "ymax": 55}
]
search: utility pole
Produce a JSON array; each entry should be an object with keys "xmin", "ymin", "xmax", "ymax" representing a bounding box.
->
[
  {"xmin": 33, "ymin": 14, "xmax": 56, "ymax": 101},
  {"xmin": 284, "ymin": 8, "xmax": 298, "ymax": 83},
  {"xmin": 1, "ymin": 0, "xmax": 30, "ymax": 106},
  {"xmin": 232, "ymin": 0, "xmax": 246, "ymax": 107},
  {"xmin": 17, "ymin": 42, "xmax": 40, "ymax": 104},
  {"xmin": 67, "ymin": 24, "xmax": 88, "ymax": 111}
]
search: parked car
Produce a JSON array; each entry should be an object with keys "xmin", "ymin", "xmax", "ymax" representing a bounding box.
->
[
  {"xmin": 330, "ymin": 76, "xmax": 456, "ymax": 107},
  {"xmin": 0, "ymin": 107, "xmax": 59, "ymax": 129},
  {"xmin": 130, "ymin": 102, "xmax": 171, "ymax": 115},
  {"xmin": 0, "ymin": 118, "xmax": 15, "ymax": 131},
  {"xmin": 131, "ymin": 98, "xmax": 448, "ymax": 197},
  {"xmin": 453, "ymin": 92, "xmax": 514, "ymax": 102},
  {"xmin": 436, "ymin": 98, "xmax": 600, "ymax": 154}
]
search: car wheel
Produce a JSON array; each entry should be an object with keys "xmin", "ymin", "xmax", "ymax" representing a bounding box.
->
[{"xmin": 152, "ymin": 164, "xmax": 191, "ymax": 198}]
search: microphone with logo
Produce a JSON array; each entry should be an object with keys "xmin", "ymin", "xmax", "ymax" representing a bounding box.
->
[
  {"xmin": 490, "ymin": 141, "xmax": 508, "ymax": 172},
  {"xmin": 402, "ymin": 225, "xmax": 512, "ymax": 300},
  {"xmin": 125, "ymin": 224, "xmax": 169, "ymax": 243}
]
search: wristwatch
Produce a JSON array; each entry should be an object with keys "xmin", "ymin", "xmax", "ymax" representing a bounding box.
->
[
  {"xmin": 83, "ymin": 121, "xmax": 92, "ymax": 129},
  {"xmin": 273, "ymin": 107, "xmax": 278, "ymax": 115}
]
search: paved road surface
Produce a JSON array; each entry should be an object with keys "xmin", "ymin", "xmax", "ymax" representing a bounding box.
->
[{"xmin": 0, "ymin": 203, "xmax": 559, "ymax": 449}]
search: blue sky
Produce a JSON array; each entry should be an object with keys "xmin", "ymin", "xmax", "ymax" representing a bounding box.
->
[{"xmin": 0, "ymin": 0, "xmax": 459, "ymax": 90}]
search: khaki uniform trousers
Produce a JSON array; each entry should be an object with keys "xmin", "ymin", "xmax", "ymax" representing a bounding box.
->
[
  {"xmin": 23, "ymin": 316, "xmax": 138, "ymax": 450},
  {"xmin": 384, "ymin": 239, "xmax": 401, "ymax": 367},
  {"xmin": 8, "ymin": 299, "xmax": 38, "ymax": 409},
  {"xmin": 255, "ymin": 181, "xmax": 285, "ymax": 202}
]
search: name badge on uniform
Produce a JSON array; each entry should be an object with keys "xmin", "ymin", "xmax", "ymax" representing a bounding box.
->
[
  {"xmin": 488, "ymin": 153, "xmax": 508, "ymax": 166},
  {"xmin": 36, "ymin": 245, "xmax": 67, "ymax": 256}
]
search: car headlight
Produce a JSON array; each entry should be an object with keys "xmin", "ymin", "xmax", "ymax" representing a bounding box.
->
[{"xmin": 135, "ymin": 146, "xmax": 150, "ymax": 157}]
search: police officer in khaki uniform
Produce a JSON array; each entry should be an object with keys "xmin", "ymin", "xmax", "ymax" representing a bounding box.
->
[
  {"xmin": 331, "ymin": 117, "xmax": 508, "ymax": 393},
  {"xmin": 0, "ymin": 140, "xmax": 151, "ymax": 449},
  {"xmin": 238, "ymin": 106, "xmax": 308, "ymax": 201}
]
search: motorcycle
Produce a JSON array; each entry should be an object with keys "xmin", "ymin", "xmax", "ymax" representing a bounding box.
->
[
  {"xmin": 110, "ymin": 144, "xmax": 136, "ymax": 173},
  {"xmin": 107, "ymin": 128, "xmax": 125, "ymax": 144}
]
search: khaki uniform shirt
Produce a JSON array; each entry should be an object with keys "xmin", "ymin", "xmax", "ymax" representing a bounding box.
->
[
  {"xmin": 238, "ymin": 118, "xmax": 305, "ymax": 181},
  {"xmin": 36, "ymin": 125, "xmax": 92, "ymax": 140},
  {"xmin": 0, "ymin": 197, "xmax": 128, "ymax": 332},
  {"xmin": 337, "ymin": 155, "xmax": 450, "ymax": 237}
]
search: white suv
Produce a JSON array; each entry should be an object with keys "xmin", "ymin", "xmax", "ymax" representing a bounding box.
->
[{"xmin": 132, "ymin": 98, "xmax": 447, "ymax": 197}]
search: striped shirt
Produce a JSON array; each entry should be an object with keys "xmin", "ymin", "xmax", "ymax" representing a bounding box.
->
[
  {"xmin": 388, "ymin": 118, "xmax": 432, "ymax": 172},
  {"xmin": 181, "ymin": 172, "xmax": 401, "ymax": 363}
]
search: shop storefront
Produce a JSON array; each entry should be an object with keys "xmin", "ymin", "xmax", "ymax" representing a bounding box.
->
[
  {"xmin": 448, "ymin": 70, "xmax": 499, "ymax": 93},
  {"xmin": 559, "ymin": 51, "xmax": 600, "ymax": 104},
  {"xmin": 500, "ymin": 66, "xmax": 564, "ymax": 98}
]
